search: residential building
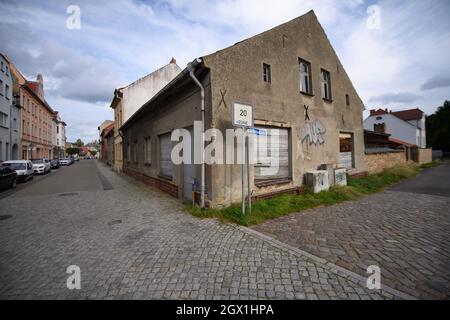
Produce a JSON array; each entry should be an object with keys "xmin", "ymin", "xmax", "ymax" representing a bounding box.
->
[
  {"xmin": 99, "ymin": 123, "xmax": 114, "ymax": 166},
  {"xmin": 52, "ymin": 112, "xmax": 67, "ymax": 158},
  {"xmin": 8, "ymin": 58, "xmax": 62, "ymax": 160},
  {"xmin": 364, "ymin": 108, "xmax": 427, "ymax": 148},
  {"xmin": 110, "ymin": 58, "xmax": 181, "ymax": 173},
  {"xmin": 0, "ymin": 53, "xmax": 20, "ymax": 161},
  {"xmin": 120, "ymin": 11, "xmax": 366, "ymax": 208}
]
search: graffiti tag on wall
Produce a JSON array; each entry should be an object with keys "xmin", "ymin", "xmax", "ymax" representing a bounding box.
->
[{"xmin": 300, "ymin": 120, "xmax": 326, "ymax": 145}]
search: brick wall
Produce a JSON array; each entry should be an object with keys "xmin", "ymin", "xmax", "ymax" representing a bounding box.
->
[
  {"xmin": 124, "ymin": 168, "xmax": 178, "ymax": 198},
  {"xmin": 411, "ymin": 148, "xmax": 432, "ymax": 165},
  {"xmin": 364, "ymin": 151, "xmax": 407, "ymax": 174}
]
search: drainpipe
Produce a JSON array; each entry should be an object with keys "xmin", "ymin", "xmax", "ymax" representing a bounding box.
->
[{"xmin": 187, "ymin": 58, "xmax": 205, "ymax": 209}]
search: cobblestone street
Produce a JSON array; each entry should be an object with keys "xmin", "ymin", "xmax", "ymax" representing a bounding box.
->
[
  {"xmin": 0, "ymin": 161, "xmax": 404, "ymax": 300},
  {"xmin": 254, "ymin": 165, "xmax": 450, "ymax": 299}
]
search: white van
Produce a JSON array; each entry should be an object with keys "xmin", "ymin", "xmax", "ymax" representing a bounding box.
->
[{"xmin": 1, "ymin": 160, "xmax": 34, "ymax": 182}]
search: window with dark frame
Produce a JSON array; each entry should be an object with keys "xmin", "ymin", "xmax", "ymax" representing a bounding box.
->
[
  {"xmin": 299, "ymin": 59, "xmax": 313, "ymax": 95},
  {"xmin": 321, "ymin": 69, "xmax": 332, "ymax": 101},
  {"xmin": 263, "ymin": 63, "xmax": 271, "ymax": 83}
]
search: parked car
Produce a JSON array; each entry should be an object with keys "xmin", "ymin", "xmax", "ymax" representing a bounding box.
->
[
  {"xmin": 59, "ymin": 158, "xmax": 71, "ymax": 166},
  {"xmin": 31, "ymin": 158, "xmax": 51, "ymax": 174},
  {"xmin": 50, "ymin": 159, "xmax": 60, "ymax": 169},
  {"xmin": 0, "ymin": 165, "xmax": 17, "ymax": 190},
  {"xmin": 1, "ymin": 160, "xmax": 34, "ymax": 182}
]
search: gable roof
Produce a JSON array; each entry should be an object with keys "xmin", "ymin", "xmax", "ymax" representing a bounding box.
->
[{"xmin": 121, "ymin": 10, "xmax": 363, "ymax": 130}]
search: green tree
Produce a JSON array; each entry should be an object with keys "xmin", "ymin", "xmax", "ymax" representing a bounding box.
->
[
  {"xmin": 90, "ymin": 150, "xmax": 97, "ymax": 157},
  {"xmin": 426, "ymin": 100, "xmax": 450, "ymax": 151},
  {"xmin": 66, "ymin": 147, "xmax": 80, "ymax": 156},
  {"xmin": 75, "ymin": 139, "xmax": 84, "ymax": 147}
]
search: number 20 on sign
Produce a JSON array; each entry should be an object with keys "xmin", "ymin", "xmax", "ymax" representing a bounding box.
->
[{"xmin": 232, "ymin": 102, "xmax": 253, "ymax": 127}]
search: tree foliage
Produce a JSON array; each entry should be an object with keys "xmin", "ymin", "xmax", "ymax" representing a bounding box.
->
[
  {"xmin": 75, "ymin": 139, "xmax": 84, "ymax": 147},
  {"xmin": 426, "ymin": 100, "xmax": 450, "ymax": 151},
  {"xmin": 66, "ymin": 147, "xmax": 80, "ymax": 156}
]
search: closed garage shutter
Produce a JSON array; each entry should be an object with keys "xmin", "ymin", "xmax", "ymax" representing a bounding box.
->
[
  {"xmin": 159, "ymin": 133, "xmax": 172, "ymax": 178},
  {"xmin": 254, "ymin": 127, "xmax": 290, "ymax": 180}
]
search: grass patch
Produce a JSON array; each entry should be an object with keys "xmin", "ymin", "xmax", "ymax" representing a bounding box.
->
[{"xmin": 186, "ymin": 164, "xmax": 422, "ymax": 226}]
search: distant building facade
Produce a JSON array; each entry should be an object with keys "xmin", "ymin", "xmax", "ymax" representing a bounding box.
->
[
  {"xmin": 0, "ymin": 54, "xmax": 20, "ymax": 161},
  {"xmin": 364, "ymin": 108, "xmax": 427, "ymax": 148},
  {"xmin": 52, "ymin": 112, "xmax": 67, "ymax": 158},
  {"xmin": 109, "ymin": 58, "xmax": 181, "ymax": 173},
  {"xmin": 99, "ymin": 123, "xmax": 114, "ymax": 166}
]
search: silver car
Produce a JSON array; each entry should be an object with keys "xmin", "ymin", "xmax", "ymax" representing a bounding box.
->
[{"xmin": 1, "ymin": 160, "xmax": 34, "ymax": 182}]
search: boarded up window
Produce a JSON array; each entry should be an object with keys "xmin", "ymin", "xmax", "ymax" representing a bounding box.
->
[
  {"xmin": 339, "ymin": 132, "xmax": 354, "ymax": 169},
  {"xmin": 254, "ymin": 127, "xmax": 290, "ymax": 180},
  {"xmin": 159, "ymin": 133, "xmax": 172, "ymax": 178},
  {"xmin": 144, "ymin": 137, "xmax": 151, "ymax": 164}
]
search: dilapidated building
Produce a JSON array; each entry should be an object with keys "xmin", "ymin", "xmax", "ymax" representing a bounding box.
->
[{"xmin": 121, "ymin": 10, "xmax": 366, "ymax": 208}]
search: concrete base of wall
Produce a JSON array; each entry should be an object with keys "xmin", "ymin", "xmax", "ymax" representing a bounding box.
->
[{"xmin": 124, "ymin": 168, "xmax": 178, "ymax": 198}]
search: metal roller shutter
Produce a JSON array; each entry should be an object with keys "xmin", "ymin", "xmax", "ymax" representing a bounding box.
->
[
  {"xmin": 254, "ymin": 127, "xmax": 290, "ymax": 180},
  {"xmin": 159, "ymin": 133, "xmax": 172, "ymax": 178}
]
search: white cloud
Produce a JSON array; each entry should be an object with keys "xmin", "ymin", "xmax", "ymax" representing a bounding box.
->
[{"xmin": 1, "ymin": 0, "xmax": 449, "ymax": 141}]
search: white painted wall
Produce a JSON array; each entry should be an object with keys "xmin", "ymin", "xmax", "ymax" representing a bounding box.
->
[
  {"xmin": 121, "ymin": 62, "xmax": 181, "ymax": 124},
  {"xmin": 364, "ymin": 113, "xmax": 419, "ymax": 146}
]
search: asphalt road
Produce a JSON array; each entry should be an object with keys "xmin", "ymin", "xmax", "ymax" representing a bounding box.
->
[
  {"xmin": 0, "ymin": 160, "xmax": 104, "ymax": 199},
  {"xmin": 388, "ymin": 164, "xmax": 450, "ymax": 198}
]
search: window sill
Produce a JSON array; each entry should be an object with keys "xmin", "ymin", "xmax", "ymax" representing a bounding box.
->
[
  {"xmin": 322, "ymin": 98, "xmax": 333, "ymax": 103},
  {"xmin": 300, "ymin": 91, "xmax": 314, "ymax": 97},
  {"xmin": 255, "ymin": 177, "xmax": 292, "ymax": 188}
]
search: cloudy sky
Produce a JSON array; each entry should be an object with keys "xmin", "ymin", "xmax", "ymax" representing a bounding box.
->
[{"xmin": 1, "ymin": 0, "xmax": 449, "ymax": 142}]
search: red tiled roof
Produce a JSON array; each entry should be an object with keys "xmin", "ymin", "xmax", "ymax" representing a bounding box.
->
[
  {"xmin": 391, "ymin": 108, "xmax": 423, "ymax": 121},
  {"xmin": 26, "ymin": 81, "xmax": 37, "ymax": 93},
  {"xmin": 389, "ymin": 137, "xmax": 416, "ymax": 148}
]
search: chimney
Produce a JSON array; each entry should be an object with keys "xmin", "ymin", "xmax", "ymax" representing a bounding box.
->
[
  {"xmin": 170, "ymin": 57, "xmax": 176, "ymax": 64},
  {"xmin": 370, "ymin": 109, "xmax": 375, "ymax": 116},
  {"xmin": 36, "ymin": 74, "xmax": 44, "ymax": 100}
]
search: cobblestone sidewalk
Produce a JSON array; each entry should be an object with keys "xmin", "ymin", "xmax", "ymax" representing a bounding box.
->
[{"xmin": 254, "ymin": 187, "xmax": 450, "ymax": 299}]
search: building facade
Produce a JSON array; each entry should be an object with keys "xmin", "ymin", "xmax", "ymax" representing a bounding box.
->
[
  {"xmin": 110, "ymin": 58, "xmax": 181, "ymax": 173},
  {"xmin": 52, "ymin": 112, "xmax": 67, "ymax": 158},
  {"xmin": 99, "ymin": 123, "xmax": 114, "ymax": 166},
  {"xmin": 0, "ymin": 54, "xmax": 20, "ymax": 162},
  {"xmin": 364, "ymin": 108, "xmax": 426, "ymax": 148},
  {"xmin": 18, "ymin": 75, "xmax": 55, "ymax": 159},
  {"xmin": 121, "ymin": 11, "xmax": 366, "ymax": 208}
]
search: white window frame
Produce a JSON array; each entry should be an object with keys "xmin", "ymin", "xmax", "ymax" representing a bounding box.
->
[
  {"xmin": 321, "ymin": 69, "xmax": 332, "ymax": 101},
  {"xmin": 299, "ymin": 59, "xmax": 313, "ymax": 95}
]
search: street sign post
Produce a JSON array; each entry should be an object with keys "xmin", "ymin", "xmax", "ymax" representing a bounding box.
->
[{"xmin": 232, "ymin": 102, "xmax": 254, "ymax": 216}]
